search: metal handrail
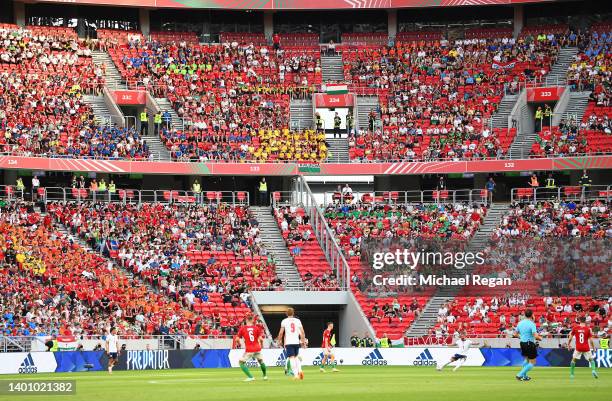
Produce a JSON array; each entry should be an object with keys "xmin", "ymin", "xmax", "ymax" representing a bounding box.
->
[
  {"xmin": 321, "ymin": 189, "xmax": 487, "ymax": 206},
  {"xmin": 274, "ymin": 177, "xmax": 353, "ymax": 291},
  {"xmin": 510, "ymin": 184, "xmax": 612, "ymax": 203},
  {"xmin": 2, "ymin": 186, "xmax": 249, "ymax": 206},
  {"xmin": 0, "ymin": 150, "xmax": 610, "ymax": 164}
]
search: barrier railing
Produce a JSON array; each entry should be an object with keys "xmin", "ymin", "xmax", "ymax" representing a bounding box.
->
[
  {"xmin": 0, "ymin": 185, "xmax": 24, "ymax": 200},
  {"xmin": 39, "ymin": 187, "xmax": 249, "ymax": 206},
  {"xmin": 0, "ymin": 148, "xmax": 610, "ymax": 165},
  {"xmin": 0, "ymin": 335, "xmax": 234, "ymax": 353},
  {"xmin": 272, "ymin": 177, "xmax": 352, "ymax": 290},
  {"xmin": 322, "ymin": 189, "xmax": 489, "ymax": 206},
  {"xmin": 510, "ymin": 184, "xmax": 612, "ymax": 203}
]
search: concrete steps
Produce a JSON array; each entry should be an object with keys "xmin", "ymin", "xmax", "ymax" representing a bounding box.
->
[
  {"xmin": 405, "ymin": 203, "xmax": 509, "ymax": 337},
  {"xmin": 144, "ymin": 134, "xmax": 171, "ymax": 160},
  {"xmin": 321, "ymin": 55, "xmax": 344, "ymax": 82},
  {"xmin": 83, "ymin": 94, "xmax": 113, "ymax": 127},
  {"xmin": 356, "ymin": 96, "xmax": 380, "ymax": 130},
  {"xmin": 251, "ymin": 206, "xmax": 304, "ymax": 290},
  {"xmin": 155, "ymin": 97, "xmax": 182, "ymax": 131},
  {"xmin": 543, "ymin": 47, "xmax": 578, "ymax": 86},
  {"xmin": 562, "ymin": 91, "xmax": 591, "ymax": 123},
  {"xmin": 289, "ymin": 98, "xmax": 314, "ymax": 130},
  {"xmin": 326, "ymin": 138, "xmax": 350, "ymax": 163},
  {"xmin": 491, "ymin": 94, "xmax": 519, "ymax": 129},
  {"xmin": 508, "ymin": 130, "xmax": 539, "ymax": 159},
  {"xmin": 91, "ymin": 50, "xmax": 123, "ymax": 88}
]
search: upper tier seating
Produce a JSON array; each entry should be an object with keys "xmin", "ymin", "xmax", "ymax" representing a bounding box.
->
[{"xmin": 344, "ymin": 34, "xmax": 560, "ymax": 161}]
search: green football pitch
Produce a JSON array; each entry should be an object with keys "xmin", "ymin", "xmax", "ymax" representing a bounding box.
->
[{"xmin": 0, "ymin": 366, "xmax": 609, "ymax": 401}]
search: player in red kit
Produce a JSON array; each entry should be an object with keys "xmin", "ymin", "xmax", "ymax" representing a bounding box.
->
[
  {"xmin": 567, "ymin": 316, "xmax": 598, "ymax": 379},
  {"xmin": 320, "ymin": 322, "xmax": 339, "ymax": 373},
  {"xmin": 237, "ymin": 316, "xmax": 268, "ymax": 382}
]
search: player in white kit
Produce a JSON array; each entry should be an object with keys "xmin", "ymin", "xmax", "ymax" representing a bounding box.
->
[
  {"xmin": 105, "ymin": 327, "xmax": 120, "ymax": 374},
  {"xmin": 437, "ymin": 332, "xmax": 478, "ymax": 372},
  {"xmin": 277, "ymin": 307, "xmax": 306, "ymax": 380}
]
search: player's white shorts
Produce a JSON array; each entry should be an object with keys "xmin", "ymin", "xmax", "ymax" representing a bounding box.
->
[
  {"xmin": 241, "ymin": 352, "xmax": 263, "ymax": 361},
  {"xmin": 572, "ymin": 350, "xmax": 593, "ymax": 360},
  {"xmin": 323, "ymin": 347, "xmax": 333, "ymax": 356}
]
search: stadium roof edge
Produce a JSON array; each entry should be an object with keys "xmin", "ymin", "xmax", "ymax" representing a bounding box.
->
[{"xmin": 17, "ymin": 0, "xmax": 558, "ymax": 11}]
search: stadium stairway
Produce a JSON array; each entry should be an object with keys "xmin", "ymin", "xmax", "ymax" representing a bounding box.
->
[
  {"xmin": 326, "ymin": 138, "xmax": 350, "ymax": 162},
  {"xmin": 251, "ymin": 206, "xmax": 305, "ymax": 290},
  {"xmin": 91, "ymin": 50, "xmax": 124, "ymax": 88},
  {"xmin": 507, "ymin": 100, "xmax": 538, "ymax": 159},
  {"xmin": 154, "ymin": 97, "xmax": 183, "ymax": 131},
  {"xmin": 356, "ymin": 96, "xmax": 380, "ymax": 130},
  {"xmin": 404, "ymin": 203, "xmax": 508, "ymax": 337},
  {"xmin": 543, "ymin": 47, "xmax": 578, "ymax": 86},
  {"xmin": 561, "ymin": 91, "xmax": 592, "ymax": 123},
  {"xmin": 321, "ymin": 55, "xmax": 345, "ymax": 82},
  {"xmin": 289, "ymin": 98, "xmax": 314, "ymax": 130},
  {"xmin": 144, "ymin": 132, "xmax": 172, "ymax": 160},
  {"xmin": 491, "ymin": 94, "xmax": 519, "ymax": 129},
  {"xmin": 83, "ymin": 94, "xmax": 115, "ymax": 128}
]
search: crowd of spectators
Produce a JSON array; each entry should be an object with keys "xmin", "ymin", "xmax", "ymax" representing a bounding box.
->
[
  {"xmin": 423, "ymin": 198, "xmax": 611, "ymax": 338},
  {"xmin": 109, "ymin": 39, "xmax": 326, "ymax": 161},
  {"xmin": 345, "ymin": 32, "xmax": 565, "ymax": 161},
  {"xmin": 493, "ymin": 199, "xmax": 611, "ymax": 238},
  {"xmin": 431, "ymin": 294, "xmax": 611, "ymax": 338},
  {"xmin": 531, "ymin": 117, "xmax": 586, "ymax": 157},
  {"xmin": 0, "ymin": 25, "xmax": 155, "ymax": 160},
  {"xmin": 324, "ymin": 201, "xmax": 487, "ymax": 257},
  {"xmin": 162, "ymin": 128, "xmax": 327, "ymax": 162},
  {"xmin": 274, "ymin": 205, "xmax": 340, "ymax": 290},
  {"xmin": 47, "ymin": 201, "xmax": 279, "ymax": 334},
  {"xmin": 563, "ymin": 26, "xmax": 612, "ymax": 155},
  {"xmin": 0, "ymin": 201, "xmax": 194, "ymax": 337}
]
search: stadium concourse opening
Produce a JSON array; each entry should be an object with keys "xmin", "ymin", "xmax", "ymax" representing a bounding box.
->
[{"xmin": 260, "ymin": 305, "xmax": 341, "ymax": 347}]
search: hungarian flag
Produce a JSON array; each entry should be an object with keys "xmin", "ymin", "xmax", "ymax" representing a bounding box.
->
[{"xmin": 326, "ymin": 84, "xmax": 348, "ymax": 95}]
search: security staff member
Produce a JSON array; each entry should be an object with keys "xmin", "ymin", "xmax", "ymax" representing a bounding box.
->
[
  {"xmin": 437, "ymin": 175, "xmax": 446, "ymax": 190},
  {"xmin": 579, "ymin": 170, "xmax": 592, "ymax": 187},
  {"xmin": 258, "ymin": 177, "xmax": 268, "ymax": 206},
  {"xmin": 16, "ymin": 177, "xmax": 25, "ymax": 193},
  {"xmin": 154, "ymin": 112, "xmax": 162, "ymax": 135},
  {"xmin": 333, "ymin": 112, "xmax": 341, "ymax": 138},
  {"xmin": 600, "ymin": 335, "xmax": 609, "ymax": 350},
  {"xmin": 346, "ymin": 112, "xmax": 353, "ymax": 134},
  {"xmin": 535, "ymin": 107, "xmax": 544, "ymax": 132},
  {"xmin": 528, "ymin": 174, "xmax": 539, "ymax": 187},
  {"xmin": 192, "ymin": 180, "xmax": 202, "ymax": 202},
  {"xmin": 544, "ymin": 104, "xmax": 552, "ymax": 128},
  {"xmin": 98, "ymin": 178, "xmax": 107, "ymax": 192},
  {"xmin": 545, "ymin": 173, "xmax": 556, "ymax": 189},
  {"xmin": 315, "ymin": 113, "xmax": 323, "ymax": 132},
  {"xmin": 579, "ymin": 170, "xmax": 592, "ymax": 201},
  {"xmin": 350, "ymin": 333, "xmax": 360, "ymax": 347},
  {"xmin": 379, "ymin": 335, "xmax": 390, "ymax": 348},
  {"xmin": 140, "ymin": 109, "xmax": 149, "ymax": 135},
  {"xmin": 108, "ymin": 180, "xmax": 116, "ymax": 200}
]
